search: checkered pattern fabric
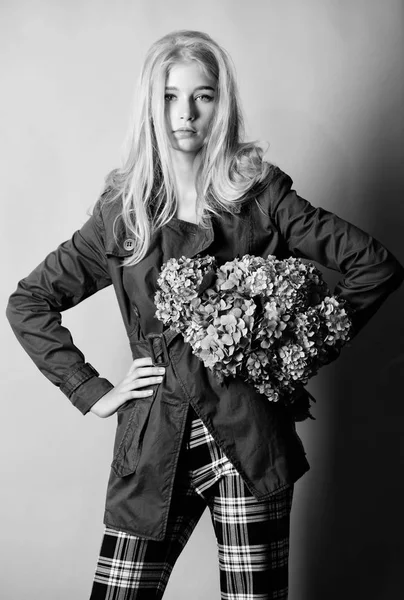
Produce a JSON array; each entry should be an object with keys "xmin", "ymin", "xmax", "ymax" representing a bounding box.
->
[
  {"xmin": 185, "ymin": 407, "xmax": 240, "ymax": 496},
  {"xmin": 90, "ymin": 406, "xmax": 293, "ymax": 599}
]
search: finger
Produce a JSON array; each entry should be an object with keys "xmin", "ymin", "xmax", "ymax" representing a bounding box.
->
[
  {"xmin": 128, "ymin": 389, "xmax": 155, "ymax": 399},
  {"xmin": 120, "ymin": 375, "xmax": 163, "ymax": 394},
  {"xmin": 123, "ymin": 368, "xmax": 164, "ymax": 388},
  {"xmin": 112, "ymin": 387, "xmax": 154, "ymax": 412},
  {"xmin": 128, "ymin": 356, "xmax": 153, "ymax": 374},
  {"xmin": 130, "ymin": 366, "xmax": 166, "ymax": 380},
  {"xmin": 123, "ymin": 376, "xmax": 163, "ymax": 391}
]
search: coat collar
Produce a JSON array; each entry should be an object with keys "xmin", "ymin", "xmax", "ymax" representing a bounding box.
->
[{"xmin": 101, "ymin": 200, "xmax": 215, "ymax": 259}]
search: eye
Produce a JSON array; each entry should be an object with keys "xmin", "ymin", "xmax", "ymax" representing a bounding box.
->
[
  {"xmin": 195, "ymin": 94, "xmax": 214, "ymax": 102},
  {"xmin": 164, "ymin": 94, "xmax": 176, "ymax": 102}
]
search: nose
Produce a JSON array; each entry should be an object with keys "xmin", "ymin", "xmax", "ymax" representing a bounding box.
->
[{"xmin": 179, "ymin": 98, "xmax": 196, "ymax": 122}]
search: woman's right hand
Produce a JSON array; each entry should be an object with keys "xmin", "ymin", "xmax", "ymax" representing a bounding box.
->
[{"xmin": 90, "ymin": 357, "xmax": 165, "ymax": 418}]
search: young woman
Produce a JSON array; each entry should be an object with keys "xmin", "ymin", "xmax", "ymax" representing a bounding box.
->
[{"xmin": 6, "ymin": 30, "xmax": 404, "ymax": 600}]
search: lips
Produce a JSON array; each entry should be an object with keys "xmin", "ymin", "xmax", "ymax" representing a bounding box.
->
[
  {"xmin": 174, "ymin": 127, "xmax": 196, "ymax": 133},
  {"xmin": 173, "ymin": 129, "xmax": 197, "ymax": 139}
]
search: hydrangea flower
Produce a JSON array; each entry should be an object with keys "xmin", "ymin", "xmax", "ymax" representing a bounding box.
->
[{"xmin": 154, "ymin": 254, "xmax": 353, "ymax": 415}]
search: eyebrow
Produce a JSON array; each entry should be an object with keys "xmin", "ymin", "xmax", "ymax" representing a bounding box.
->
[{"xmin": 165, "ymin": 86, "xmax": 215, "ymax": 92}]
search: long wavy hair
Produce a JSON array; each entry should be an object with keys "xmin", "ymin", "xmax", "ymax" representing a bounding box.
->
[{"xmin": 105, "ymin": 29, "xmax": 271, "ymax": 266}]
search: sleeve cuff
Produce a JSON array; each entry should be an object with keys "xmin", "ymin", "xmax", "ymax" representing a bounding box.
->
[{"xmin": 60, "ymin": 362, "xmax": 114, "ymax": 415}]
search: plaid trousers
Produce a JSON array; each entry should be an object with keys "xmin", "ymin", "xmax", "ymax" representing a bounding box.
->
[{"xmin": 90, "ymin": 406, "xmax": 294, "ymax": 600}]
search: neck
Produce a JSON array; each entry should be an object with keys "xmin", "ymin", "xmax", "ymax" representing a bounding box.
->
[
  {"xmin": 169, "ymin": 151, "xmax": 201, "ymax": 222},
  {"xmin": 170, "ymin": 150, "xmax": 198, "ymax": 189}
]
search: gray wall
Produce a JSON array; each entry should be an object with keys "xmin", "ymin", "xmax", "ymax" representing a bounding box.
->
[{"xmin": 1, "ymin": 1, "xmax": 404, "ymax": 598}]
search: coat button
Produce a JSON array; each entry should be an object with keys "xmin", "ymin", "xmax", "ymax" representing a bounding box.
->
[{"xmin": 123, "ymin": 238, "xmax": 135, "ymax": 251}]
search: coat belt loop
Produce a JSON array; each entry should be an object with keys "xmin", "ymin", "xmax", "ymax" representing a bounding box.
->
[
  {"xmin": 146, "ymin": 330, "xmax": 181, "ymax": 366},
  {"xmin": 146, "ymin": 332, "xmax": 170, "ymax": 366}
]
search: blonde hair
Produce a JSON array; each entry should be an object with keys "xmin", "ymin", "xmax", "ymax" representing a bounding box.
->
[{"xmin": 104, "ymin": 30, "xmax": 271, "ymax": 266}]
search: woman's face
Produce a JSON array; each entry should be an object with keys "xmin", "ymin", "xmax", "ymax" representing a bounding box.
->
[{"xmin": 164, "ymin": 61, "xmax": 217, "ymax": 157}]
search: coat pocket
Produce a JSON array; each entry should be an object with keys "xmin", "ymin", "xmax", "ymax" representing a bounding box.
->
[{"xmin": 111, "ymin": 393, "xmax": 155, "ymax": 478}]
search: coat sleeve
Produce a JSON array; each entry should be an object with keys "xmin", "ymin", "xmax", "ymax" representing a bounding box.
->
[
  {"xmin": 267, "ymin": 167, "xmax": 404, "ymax": 338},
  {"xmin": 6, "ymin": 197, "xmax": 115, "ymax": 415}
]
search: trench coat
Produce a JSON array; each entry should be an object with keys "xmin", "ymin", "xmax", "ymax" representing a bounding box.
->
[{"xmin": 6, "ymin": 165, "xmax": 404, "ymax": 540}]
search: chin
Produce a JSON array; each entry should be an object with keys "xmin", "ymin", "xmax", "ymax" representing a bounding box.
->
[{"xmin": 174, "ymin": 143, "xmax": 203, "ymax": 154}]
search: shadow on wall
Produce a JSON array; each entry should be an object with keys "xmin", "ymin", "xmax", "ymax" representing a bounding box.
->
[{"xmin": 299, "ymin": 109, "xmax": 404, "ymax": 597}]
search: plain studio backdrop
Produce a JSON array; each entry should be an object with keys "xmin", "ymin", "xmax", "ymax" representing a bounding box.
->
[{"xmin": 1, "ymin": 1, "xmax": 404, "ymax": 598}]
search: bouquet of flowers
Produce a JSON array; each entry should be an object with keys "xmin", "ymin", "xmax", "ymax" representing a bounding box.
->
[{"xmin": 154, "ymin": 254, "xmax": 353, "ymax": 420}]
